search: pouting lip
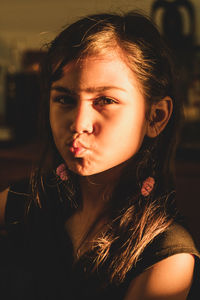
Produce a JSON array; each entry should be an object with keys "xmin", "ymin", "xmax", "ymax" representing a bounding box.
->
[
  {"xmin": 67, "ymin": 139, "xmax": 89, "ymax": 151},
  {"xmin": 68, "ymin": 141, "xmax": 89, "ymax": 157},
  {"xmin": 69, "ymin": 146, "xmax": 87, "ymax": 156}
]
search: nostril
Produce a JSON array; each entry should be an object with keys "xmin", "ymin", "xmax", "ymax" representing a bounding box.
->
[{"xmin": 69, "ymin": 119, "xmax": 93, "ymax": 134}]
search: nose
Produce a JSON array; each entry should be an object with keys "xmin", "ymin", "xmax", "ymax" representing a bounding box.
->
[{"xmin": 70, "ymin": 101, "xmax": 94, "ymax": 134}]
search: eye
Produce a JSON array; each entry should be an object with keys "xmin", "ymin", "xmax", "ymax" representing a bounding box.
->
[
  {"xmin": 93, "ymin": 96, "xmax": 117, "ymax": 106},
  {"xmin": 52, "ymin": 94, "xmax": 75, "ymax": 106}
]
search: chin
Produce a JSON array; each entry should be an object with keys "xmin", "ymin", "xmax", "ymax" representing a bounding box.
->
[
  {"xmin": 66, "ymin": 158, "xmax": 127, "ymax": 177},
  {"xmin": 67, "ymin": 163, "xmax": 95, "ymax": 176},
  {"xmin": 69, "ymin": 164, "xmax": 112, "ymax": 177}
]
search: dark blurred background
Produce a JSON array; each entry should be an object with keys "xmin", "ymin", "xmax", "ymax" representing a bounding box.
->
[{"xmin": 0, "ymin": 0, "xmax": 200, "ymax": 247}]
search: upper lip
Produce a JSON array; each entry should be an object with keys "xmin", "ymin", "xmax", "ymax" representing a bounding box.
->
[{"xmin": 68, "ymin": 139, "xmax": 89, "ymax": 149}]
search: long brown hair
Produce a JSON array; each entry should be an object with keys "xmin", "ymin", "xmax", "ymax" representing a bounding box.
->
[{"xmin": 34, "ymin": 11, "xmax": 181, "ymax": 284}]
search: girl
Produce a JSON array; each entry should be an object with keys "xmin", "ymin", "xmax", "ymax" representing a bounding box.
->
[{"xmin": 0, "ymin": 11, "xmax": 199, "ymax": 300}]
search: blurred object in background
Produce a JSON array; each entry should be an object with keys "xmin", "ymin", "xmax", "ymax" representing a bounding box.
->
[
  {"xmin": 21, "ymin": 50, "xmax": 45, "ymax": 73},
  {"xmin": 0, "ymin": 49, "xmax": 46, "ymax": 146},
  {"xmin": 186, "ymin": 46, "xmax": 200, "ymax": 122},
  {"xmin": 151, "ymin": 0, "xmax": 200, "ymax": 247},
  {"xmin": 5, "ymin": 71, "xmax": 40, "ymax": 144},
  {"xmin": 0, "ymin": 48, "xmax": 47, "ymax": 189},
  {"xmin": 151, "ymin": 0, "xmax": 200, "ymax": 158},
  {"xmin": 151, "ymin": 0, "xmax": 195, "ymax": 105}
]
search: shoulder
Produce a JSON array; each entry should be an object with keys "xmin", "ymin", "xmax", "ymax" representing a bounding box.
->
[
  {"xmin": 124, "ymin": 222, "xmax": 200, "ymax": 299},
  {"xmin": 0, "ymin": 180, "xmax": 31, "ymax": 231},
  {"xmin": 124, "ymin": 252, "xmax": 195, "ymax": 300},
  {"xmin": 1, "ymin": 176, "xmax": 63, "ymax": 229},
  {"xmin": 158, "ymin": 222, "xmax": 198, "ymax": 251},
  {"xmin": 141, "ymin": 222, "xmax": 200, "ymax": 267}
]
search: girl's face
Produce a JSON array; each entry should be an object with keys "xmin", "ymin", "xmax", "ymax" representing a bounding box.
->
[{"xmin": 50, "ymin": 51, "xmax": 148, "ymax": 176}]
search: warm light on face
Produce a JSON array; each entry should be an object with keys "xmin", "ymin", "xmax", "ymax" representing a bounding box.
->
[{"xmin": 49, "ymin": 52, "xmax": 148, "ymax": 176}]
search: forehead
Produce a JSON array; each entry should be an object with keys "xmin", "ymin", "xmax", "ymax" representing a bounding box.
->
[{"xmin": 53, "ymin": 51, "xmax": 141, "ymax": 93}]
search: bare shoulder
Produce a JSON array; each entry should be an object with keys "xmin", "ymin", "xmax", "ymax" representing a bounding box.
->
[
  {"xmin": 0, "ymin": 188, "xmax": 9, "ymax": 227},
  {"xmin": 124, "ymin": 253, "xmax": 195, "ymax": 300}
]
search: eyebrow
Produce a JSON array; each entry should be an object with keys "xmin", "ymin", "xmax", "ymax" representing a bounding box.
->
[{"xmin": 50, "ymin": 85, "xmax": 126, "ymax": 94}]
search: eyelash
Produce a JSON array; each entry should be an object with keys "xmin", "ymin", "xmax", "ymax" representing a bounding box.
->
[
  {"xmin": 93, "ymin": 96, "xmax": 117, "ymax": 106},
  {"xmin": 52, "ymin": 95, "xmax": 117, "ymax": 107},
  {"xmin": 53, "ymin": 95, "xmax": 74, "ymax": 105}
]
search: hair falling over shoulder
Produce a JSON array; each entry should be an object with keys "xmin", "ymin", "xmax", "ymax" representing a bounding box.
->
[{"xmin": 31, "ymin": 11, "xmax": 181, "ymax": 284}]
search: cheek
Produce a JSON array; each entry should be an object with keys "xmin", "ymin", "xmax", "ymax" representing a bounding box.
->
[
  {"xmin": 104, "ymin": 108, "xmax": 146, "ymax": 141},
  {"xmin": 99, "ymin": 108, "xmax": 147, "ymax": 161},
  {"xmin": 49, "ymin": 105, "xmax": 57, "ymax": 130},
  {"xmin": 50, "ymin": 112, "xmax": 59, "ymax": 142},
  {"xmin": 49, "ymin": 107, "xmax": 69, "ymax": 140}
]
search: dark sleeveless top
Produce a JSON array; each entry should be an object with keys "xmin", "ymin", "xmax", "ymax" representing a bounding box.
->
[{"xmin": 0, "ymin": 180, "xmax": 199, "ymax": 300}]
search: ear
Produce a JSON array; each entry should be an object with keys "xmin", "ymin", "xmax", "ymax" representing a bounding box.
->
[{"xmin": 146, "ymin": 97, "xmax": 173, "ymax": 138}]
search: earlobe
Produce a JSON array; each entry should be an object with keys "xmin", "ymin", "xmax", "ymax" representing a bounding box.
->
[{"xmin": 146, "ymin": 97, "xmax": 173, "ymax": 138}]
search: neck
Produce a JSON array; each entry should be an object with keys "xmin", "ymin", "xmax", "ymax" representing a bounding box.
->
[{"xmin": 79, "ymin": 163, "xmax": 126, "ymax": 211}]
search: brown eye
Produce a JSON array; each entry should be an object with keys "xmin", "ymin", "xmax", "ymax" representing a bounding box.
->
[
  {"xmin": 94, "ymin": 96, "xmax": 117, "ymax": 106},
  {"xmin": 53, "ymin": 95, "xmax": 75, "ymax": 105}
]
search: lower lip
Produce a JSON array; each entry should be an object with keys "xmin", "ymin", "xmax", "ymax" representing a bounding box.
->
[{"xmin": 69, "ymin": 146, "xmax": 87, "ymax": 157}]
